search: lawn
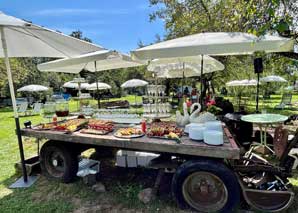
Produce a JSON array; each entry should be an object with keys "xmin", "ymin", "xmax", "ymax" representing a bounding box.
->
[{"xmin": 0, "ymin": 94, "xmax": 298, "ymax": 212}]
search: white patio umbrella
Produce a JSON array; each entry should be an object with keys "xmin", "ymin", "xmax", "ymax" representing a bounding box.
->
[
  {"xmin": 148, "ymin": 55, "xmax": 224, "ymax": 78},
  {"xmin": 226, "ymin": 79, "xmax": 258, "ymax": 86},
  {"xmin": 260, "ymin": 75, "xmax": 287, "ymax": 99},
  {"xmin": 37, "ymin": 50, "xmax": 145, "ymax": 108},
  {"xmin": 17, "ymin": 84, "xmax": 49, "ymax": 92},
  {"xmin": 260, "ymin": 75, "xmax": 287, "ymax": 83},
  {"xmin": 121, "ymin": 79, "xmax": 148, "ymax": 88},
  {"xmin": 37, "ymin": 50, "xmax": 144, "ymax": 73},
  {"xmin": 121, "ymin": 79, "xmax": 148, "ymax": 106},
  {"xmin": 85, "ymin": 82, "xmax": 111, "ymax": 107},
  {"xmin": 131, "ymin": 32, "xmax": 294, "ymax": 110},
  {"xmin": 0, "ymin": 11, "xmax": 103, "ymax": 185},
  {"xmin": 87, "ymin": 82, "xmax": 111, "ymax": 90}
]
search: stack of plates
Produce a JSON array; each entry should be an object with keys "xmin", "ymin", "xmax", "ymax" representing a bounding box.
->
[
  {"xmin": 189, "ymin": 124, "xmax": 205, "ymax": 141},
  {"xmin": 188, "ymin": 121, "xmax": 224, "ymax": 145}
]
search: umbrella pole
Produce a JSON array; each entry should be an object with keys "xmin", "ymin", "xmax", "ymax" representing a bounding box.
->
[
  {"xmin": 1, "ymin": 27, "xmax": 28, "ymax": 182},
  {"xmin": 256, "ymin": 73, "xmax": 260, "ymax": 112},
  {"xmin": 200, "ymin": 54, "xmax": 204, "ymax": 107},
  {"xmin": 94, "ymin": 62, "xmax": 100, "ymax": 108}
]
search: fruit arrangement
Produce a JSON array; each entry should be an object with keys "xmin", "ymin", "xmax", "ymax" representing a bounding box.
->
[
  {"xmin": 87, "ymin": 119, "xmax": 114, "ymax": 132},
  {"xmin": 147, "ymin": 121, "xmax": 183, "ymax": 138},
  {"xmin": 114, "ymin": 128, "xmax": 144, "ymax": 138},
  {"xmin": 54, "ymin": 119, "xmax": 88, "ymax": 132}
]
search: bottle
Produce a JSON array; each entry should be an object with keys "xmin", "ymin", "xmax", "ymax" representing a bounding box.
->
[
  {"xmin": 52, "ymin": 114, "xmax": 58, "ymax": 125},
  {"xmin": 141, "ymin": 119, "xmax": 147, "ymax": 133}
]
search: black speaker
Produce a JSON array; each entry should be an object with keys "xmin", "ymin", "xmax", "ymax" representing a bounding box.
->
[{"xmin": 254, "ymin": 58, "xmax": 263, "ymax": 73}]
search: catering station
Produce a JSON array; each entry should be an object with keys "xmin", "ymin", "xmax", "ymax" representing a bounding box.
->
[
  {"xmin": 20, "ymin": 104, "xmax": 297, "ymax": 212},
  {"xmin": 3, "ymin": 14, "xmax": 295, "ymax": 212}
]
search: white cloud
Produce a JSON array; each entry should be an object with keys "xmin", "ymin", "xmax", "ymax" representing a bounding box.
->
[{"xmin": 34, "ymin": 8, "xmax": 130, "ymax": 16}]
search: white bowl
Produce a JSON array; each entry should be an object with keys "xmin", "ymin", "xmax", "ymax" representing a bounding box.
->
[
  {"xmin": 203, "ymin": 130, "xmax": 223, "ymax": 146},
  {"xmin": 189, "ymin": 126, "xmax": 206, "ymax": 141}
]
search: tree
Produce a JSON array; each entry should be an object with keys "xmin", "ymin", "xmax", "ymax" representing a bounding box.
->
[
  {"xmin": 69, "ymin": 30, "xmax": 92, "ymax": 43},
  {"xmin": 148, "ymin": 0, "xmax": 298, "ymax": 98},
  {"xmin": 149, "ymin": 0, "xmax": 297, "ymax": 38}
]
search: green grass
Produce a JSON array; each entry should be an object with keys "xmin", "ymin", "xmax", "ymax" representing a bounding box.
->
[{"xmin": 0, "ymin": 94, "xmax": 298, "ymax": 212}]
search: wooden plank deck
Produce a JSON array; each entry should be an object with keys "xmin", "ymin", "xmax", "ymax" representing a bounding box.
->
[{"xmin": 20, "ymin": 125, "xmax": 240, "ymax": 159}]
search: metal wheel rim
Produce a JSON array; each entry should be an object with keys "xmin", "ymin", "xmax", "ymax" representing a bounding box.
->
[
  {"xmin": 45, "ymin": 150, "xmax": 66, "ymax": 178},
  {"xmin": 182, "ymin": 171, "xmax": 228, "ymax": 212}
]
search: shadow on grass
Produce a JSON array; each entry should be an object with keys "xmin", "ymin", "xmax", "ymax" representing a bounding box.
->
[{"xmin": 0, "ymin": 107, "xmax": 13, "ymax": 113}]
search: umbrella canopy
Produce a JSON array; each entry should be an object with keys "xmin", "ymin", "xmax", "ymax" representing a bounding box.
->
[
  {"xmin": 17, "ymin": 84, "xmax": 48, "ymax": 92},
  {"xmin": 121, "ymin": 79, "xmax": 148, "ymax": 88},
  {"xmin": 0, "ymin": 12, "xmax": 103, "ymax": 58},
  {"xmin": 260, "ymin": 75, "xmax": 287, "ymax": 83},
  {"xmin": 148, "ymin": 55, "xmax": 224, "ymax": 78},
  {"xmin": 131, "ymin": 32, "xmax": 294, "ymax": 60},
  {"xmin": 132, "ymin": 32, "xmax": 294, "ymax": 111},
  {"xmin": 226, "ymin": 79, "xmax": 258, "ymax": 86},
  {"xmin": 87, "ymin": 82, "xmax": 111, "ymax": 90},
  {"xmin": 62, "ymin": 82, "xmax": 90, "ymax": 90},
  {"xmin": 37, "ymin": 50, "xmax": 144, "ymax": 73},
  {"xmin": 0, "ymin": 11, "xmax": 103, "ymax": 183}
]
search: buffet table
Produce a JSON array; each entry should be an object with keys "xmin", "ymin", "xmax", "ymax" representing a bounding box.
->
[{"xmin": 21, "ymin": 124, "xmax": 240, "ymax": 159}]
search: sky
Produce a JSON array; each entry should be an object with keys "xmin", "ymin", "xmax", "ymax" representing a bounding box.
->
[{"xmin": 0, "ymin": 0, "xmax": 165, "ymax": 53}]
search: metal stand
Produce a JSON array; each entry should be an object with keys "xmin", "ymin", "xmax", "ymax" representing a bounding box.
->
[
  {"xmin": 256, "ymin": 72, "xmax": 260, "ymax": 112},
  {"xmin": 9, "ymin": 176, "xmax": 38, "ymax": 188}
]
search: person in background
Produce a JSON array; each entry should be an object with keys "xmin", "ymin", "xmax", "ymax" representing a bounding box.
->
[
  {"xmin": 41, "ymin": 96, "xmax": 47, "ymax": 104},
  {"xmin": 220, "ymin": 87, "xmax": 228, "ymax": 96},
  {"xmin": 191, "ymin": 88, "xmax": 198, "ymax": 103},
  {"xmin": 186, "ymin": 97, "xmax": 192, "ymax": 108},
  {"xmin": 206, "ymin": 91, "xmax": 216, "ymax": 107},
  {"xmin": 183, "ymin": 87, "xmax": 190, "ymax": 97}
]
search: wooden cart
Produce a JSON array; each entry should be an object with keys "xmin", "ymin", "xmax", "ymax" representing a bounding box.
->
[{"xmin": 20, "ymin": 125, "xmax": 294, "ymax": 212}]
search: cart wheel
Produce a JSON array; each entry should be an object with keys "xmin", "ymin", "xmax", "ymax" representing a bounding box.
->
[
  {"xmin": 172, "ymin": 159, "xmax": 240, "ymax": 213},
  {"xmin": 40, "ymin": 141, "xmax": 78, "ymax": 183}
]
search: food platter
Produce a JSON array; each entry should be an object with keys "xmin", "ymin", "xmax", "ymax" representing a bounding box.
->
[
  {"xmin": 147, "ymin": 121, "xmax": 183, "ymax": 137},
  {"xmin": 54, "ymin": 119, "xmax": 88, "ymax": 133},
  {"xmin": 80, "ymin": 128, "xmax": 110, "ymax": 135},
  {"xmin": 88, "ymin": 119, "xmax": 114, "ymax": 131},
  {"xmin": 32, "ymin": 118, "xmax": 88, "ymax": 133},
  {"xmin": 113, "ymin": 128, "xmax": 144, "ymax": 138},
  {"xmin": 32, "ymin": 122, "xmax": 57, "ymax": 130}
]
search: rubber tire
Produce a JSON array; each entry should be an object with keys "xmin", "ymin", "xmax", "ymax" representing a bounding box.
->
[
  {"xmin": 172, "ymin": 159, "xmax": 240, "ymax": 213},
  {"xmin": 40, "ymin": 141, "xmax": 78, "ymax": 183}
]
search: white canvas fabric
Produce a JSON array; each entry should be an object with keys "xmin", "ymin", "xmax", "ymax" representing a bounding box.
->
[
  {"xmin": 226, "ymin": 79, "xmax": 257, "ymax": 86},
  {"xmin": 260, "ymin": 75, "xmax": 287, "ymax": 82},
  {"xmin": 0, "ymin": 12, "xmax": 103, "ymax": 58},
  {"xmin": 87, "ymin": 82, "xmax": 111, "ymax": 90},
  {"xmin": 37, "ymin": 50, "xmax": 144, "ymax": 73},
  {"xmin": 62, "ymin": 82, "xmax": 90, "ymax": 89},
  {"xmin": 131, "ymin": 32, "xmax": 294, "ymax": 60},
  {"xmin": 17, "ymin": 84, "xmax": 48, "ymax": 92},
  {"xmin": 121, "ymin": 79, "xmax": 148, "ymax": 88},
  {"xmin": 147, "ymin": 55, "xmax": 224, "ymax": 78}
]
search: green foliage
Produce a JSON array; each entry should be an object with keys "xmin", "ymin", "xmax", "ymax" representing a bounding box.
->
[{"xmin": 148, "ymin": 0, "xmax": 298, "ymax": 95}]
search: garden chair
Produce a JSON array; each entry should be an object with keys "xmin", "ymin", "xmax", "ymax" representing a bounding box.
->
[
  {"xmin": 275, "ymin": 93, "xmax": 292, "ymax": 110},
  {"xmin": 31, "ymin": 102, "xmax": 43, "ymax": 115},
  {"xmin": 17, "ymin": 102, "xmax": 29, "ymax": 116}
]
